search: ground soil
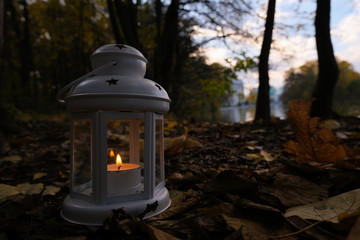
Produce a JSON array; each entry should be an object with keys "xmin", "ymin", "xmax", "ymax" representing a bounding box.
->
[{"xmin": 1, "ymin": 115, "xmax": 360, "ymax": 240}]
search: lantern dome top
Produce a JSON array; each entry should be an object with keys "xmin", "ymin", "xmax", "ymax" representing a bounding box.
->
[
  {"xmin": 91, "ymin": 44, "xmax": 147, "ymax": 77},
  {"xmin": 60, "ymin": 44, "xmax": 170, "ymax": 113},
  {"xmin": 92, "ymin": 44, "xmax": 146, "ymax": 62}
]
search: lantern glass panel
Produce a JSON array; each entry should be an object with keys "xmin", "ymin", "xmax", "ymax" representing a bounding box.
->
[
  {"xmin": 106, "ymin": 119, "xmax": 144, "ymax": 197},
  {"xmin": 155, "ymin": 118, "xmax": 164, "ymax": 188},
  {"xmin": 72, "ymin": 119, "xmax": 92, "ymax": 196}
]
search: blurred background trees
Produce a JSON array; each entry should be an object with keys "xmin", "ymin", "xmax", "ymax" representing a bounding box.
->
[
  {"xmin": 0, "ymin": 0, "xmax": 247, "ymax": 122},
  {"xmin": 1, "ymin": 0, "xmax": 359, "ymax": 123},
  {"xmin": 281, "ymin": 60, "xmax": 360, "ymax": 115},
  {"xmin": 2, "ymin": 0, "xmax": 110, "ymax": 113}
]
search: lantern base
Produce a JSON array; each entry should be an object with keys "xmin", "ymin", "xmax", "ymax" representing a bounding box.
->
[{"xmin": 61, "ymin": 187, "xmax": 171, "ymax": 226}]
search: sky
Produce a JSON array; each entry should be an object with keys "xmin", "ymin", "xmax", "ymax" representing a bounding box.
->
[{"xmin": 198, "ymin": 0, "xmax": 360, "ymax": 94}]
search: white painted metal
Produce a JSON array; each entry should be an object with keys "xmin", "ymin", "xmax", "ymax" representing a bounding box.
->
[{"xmin": 60, "ymin": 44, "xmax": 171, "ymax": 225}]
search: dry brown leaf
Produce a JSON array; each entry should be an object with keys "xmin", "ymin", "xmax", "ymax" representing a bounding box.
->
[
  {"xmin": 271, "ymin": 173, "xmax": 329, "ymax": 208},
  {"xmin": 43, "ymin": 185, "xmax": 61, "ymax": 196},
  {"xmin": 0, "ymin": 155, "xmax": 23, "ymax": 164},
  {"xmin": 148, "ymin": 224, "xmax": 181, "ymax": 240},
  {"xmin": 33, "ymin": 172, "xmax": 48, "ymax": 181},
  {"xmin": 260, "ymin": 150, "xmax": 279, "ymax": 162},
  {"xmin": 285, "ymin": 188, "xmax": 360, "ymax": 224},
  {"xmin": 319, "ymin": 119, "xmax": 341, "ymax": 130},
  {"xmin": 284, "ymin": 99, "xmax": 360, "ymax": 169},
  {"xmin": 164, "ymin": 128, "xmax": 203, "ymax": 155},
  {"xmin": 0, "ymin": 184, "xmax": 20, "ymax": 204},
  {"xmin": 16, "ymin": 183, "xmax": 44, "ymax": 195},
  {"xmin": 347, "ymin": 216, "xmax": 360, "ymax": 240}
]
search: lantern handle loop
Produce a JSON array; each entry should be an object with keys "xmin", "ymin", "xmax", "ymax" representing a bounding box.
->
[{"xmin": 56, "ymin": 61, "xmax": 117, "ymax": 103}]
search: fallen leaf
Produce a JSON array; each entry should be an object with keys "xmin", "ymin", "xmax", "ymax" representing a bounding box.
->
[
  {"xmin": 319, "ymin": 119, "xmax": 341, "ymax": 130},
  {"xmin": 172, "ymin": 214, "xmax": 233, "ymax": 239},
  {"xmin": 246, "ymin": 153, "xmax": 261, "ymax": 159},
  {"xmin": 260, "ymin": 150, "xmax": 278, "ymax": 162},
  {"xmin": 61, "ymin": 140, "xmax": 70, "ymax": 150},
  {"xmin": 58, "ymin": 169, "xmax": 69, "ymax": 179},
  {"xmin": 285, "ymin": 188, "xmax": 360, "ymax": 223},
  {"xmin": 270, "ymin": 173, "xmax": 329, "ymax": 208},
  {"xmin": 246, "ymin": 151, "xmax": 278, "ymax": 162},
  {"xmin": 197, "ymin": 202, "xmax": 237, "ymax": 219},
  {"xmin": 152, "ymin": 190, "xmax": 199, "ymax": 220},
  {"xmin": 164, "ymin": 120, "xmax": 178, "ymax": 131},
  {"xmin": 0, "ymin": 183, "xmax": 20, "ymax": 204},
  {"xmin": 185, "ymin": 136, "xmax": 203, "ymax": 148},
  {"xmin": 166, "ymin": 172, "xmax": 194, "ymax": 186},
  {"xmin": 203, "ymin": 170, "xmax": 258, "ymax": 196},
  {"xmin": 346, "ymin": 216, "xmax": 360, "ymax": 240},
  {"xmin": 336, "ymin": 131, "xmax": 348, "ymax": 139},
  {"xmin": 33, "ymin": 172, "xmax": 48, "ymax": 181},
  {"xmin": 233, "ymin": 198, "xmax": 283, "ymax": 216},
  {"xmin": 148, "ymin": 224, "xmax": 181, "ymax": 240},
  {"xmin": 221, "ymin": 215, "xmax": 243, "ymax": 231},
  {"xmin": 165, "ymin": 128, "xmax": 203, "ymax": 155},
  {"xmin": 16, "ymin": 183, "xmax": 44, "ymax": 195},
  {"xmin": 43, "ymin": 185, "xmax": 61, "ymax": 196},
  {"xmin": 0, "ymin": 155, "xmax": 23, "ymax": 164},
  {"xmin": 285, "ymin": 215, "xmax": 340, "ymax": 240},
  {"xmin": 284, "ymin": 99, "xmax": 360, "ymax": 169}
]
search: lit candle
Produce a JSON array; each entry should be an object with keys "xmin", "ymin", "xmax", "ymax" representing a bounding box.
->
[
  {"xmin": 109, "ymin": 149, "xmax": 115, "ymax": 160},
  {"xmin": 107, "ymin": 153, "xmax": 141, "ymax": 195}
]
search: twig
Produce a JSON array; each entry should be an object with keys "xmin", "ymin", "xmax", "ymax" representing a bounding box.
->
[
  {"xmin": 268, "ymin": 219, "xmax": 326, "ymax": 239},
  {"xmin": 269, "ymin": 198, "xmax": 357, "ymax": 240}
]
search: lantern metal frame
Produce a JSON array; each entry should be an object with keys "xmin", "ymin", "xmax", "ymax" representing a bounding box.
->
[{"xmin": 58, "ymin": 44, "xmax": 171, "ymax": 226}]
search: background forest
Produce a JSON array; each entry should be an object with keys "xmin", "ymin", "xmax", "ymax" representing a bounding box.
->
[
  {"xmin": 281, "ymin": 60, "xmax": 360, "ymax": 115},
  {"xmin": 1, "ymin": 0, "xmax": 237, "ymax": 122},
  {"xmin": 1, "ymin": 0, "xmax": 360, "ymax": 122}
]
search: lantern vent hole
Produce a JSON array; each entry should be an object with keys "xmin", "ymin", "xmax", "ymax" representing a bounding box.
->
[
  {"xmin": 155, "ymin": 84, "xmax": 162, "ymax": 91},
  {"xmin": 115, "ymin": 44, "xmax": 126, "ymax": 49}
]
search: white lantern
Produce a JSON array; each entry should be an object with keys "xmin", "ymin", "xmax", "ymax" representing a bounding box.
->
[{"xmin": 57, "ymin": 44, "xmax": 171, "ymax": 225}]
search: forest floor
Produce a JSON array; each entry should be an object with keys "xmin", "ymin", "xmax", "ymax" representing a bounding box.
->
[{"xmin": 0, "ymin": 113, "xmax": 360, "ymax": 240}]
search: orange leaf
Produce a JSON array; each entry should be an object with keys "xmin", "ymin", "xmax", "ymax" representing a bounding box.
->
[{"xmin": 284, "ymin": 99, "xmax": 360, "ymax": 169}]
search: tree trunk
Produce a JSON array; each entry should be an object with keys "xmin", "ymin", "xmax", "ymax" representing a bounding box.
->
[
  {"xmin": 113, "ymin": 0, "xmax": 142, "ymax": 51},
  {"xmin": 158, "ymin": 0, "xmax": 179, "ymax": 92},
  {"xmin": 254, "ymin": 0, "xmax": 276, "ymax": 123},
  {"xmin": 109, "ymin": 0, "xmax": 181, "ymax": 107},
  {"xmin": 0, "ymin": 0, "xmax": 4, "ymax": 113},
  {"xmin": 153, "ymin": 0, "xmax": 163, "ymax": 84},
  {"xmin": 310, "ymin": 0, "xmax": 339, "ymax": 118},
  {"xmin": 11, "ymin": 0, "xmax": 33, "ymax": 108},
  {"xmin": 106, "ymin": 0, "xmax": 123, "ymax": 43}
]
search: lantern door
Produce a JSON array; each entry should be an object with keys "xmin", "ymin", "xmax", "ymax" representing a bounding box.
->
[
  {"xmin": 96, "ymin": 112, "xmax": 146, "ymax": 203},
  {"xmin": 70, "ymin": 113, "xmax": 95, "ymax": 201}
]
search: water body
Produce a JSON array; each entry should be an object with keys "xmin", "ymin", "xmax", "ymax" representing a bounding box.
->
[
  {"xmin": 220, "ymin": 103, "xmax": 287, "ymax": 123},
  {"xmin": 221, "ymin": 102, "xmax": 360, "ymax": 123}
]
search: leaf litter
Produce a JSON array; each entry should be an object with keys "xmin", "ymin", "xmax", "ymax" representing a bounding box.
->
[{"xmin": 0, "ymin": 110, "xmax": 360, "ymax": 239}]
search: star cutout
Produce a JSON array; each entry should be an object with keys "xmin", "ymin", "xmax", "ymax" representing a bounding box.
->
[
  {"xmin": 106, "ymin": 78, "xmax": 119, "ymax": 86},
  {"xmin": 115, "ymin": 44, "xmax": 126, "ymax": 50}
]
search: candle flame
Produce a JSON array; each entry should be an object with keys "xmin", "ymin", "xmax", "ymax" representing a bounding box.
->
[
  {"xmin": 116, "ymin": 154, "xmax": 122, "ymax": 166},
  {"xmin": 110, "ymin": 150, "xmax": 115, "ymax": 158}
]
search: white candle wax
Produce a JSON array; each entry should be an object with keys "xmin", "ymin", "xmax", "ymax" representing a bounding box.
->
[{"xmin": 107, "ymin": 163, "xmax": 141, "ymax": 195}]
